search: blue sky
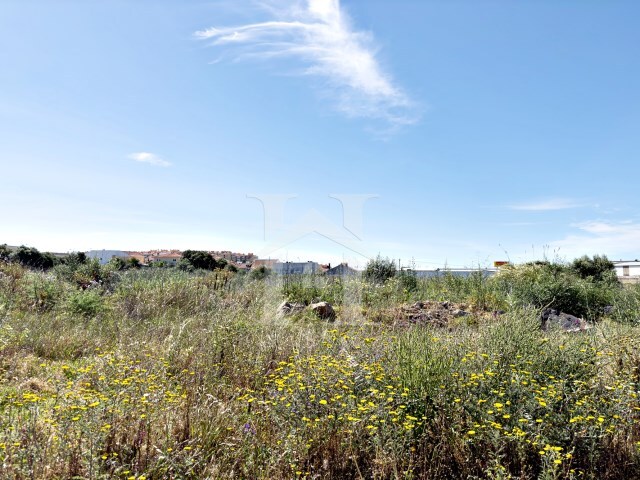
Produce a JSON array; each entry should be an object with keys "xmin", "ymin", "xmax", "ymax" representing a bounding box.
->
[{"xmin": 1, "ymin": 0, "xmax": 639, "ymax": 268}]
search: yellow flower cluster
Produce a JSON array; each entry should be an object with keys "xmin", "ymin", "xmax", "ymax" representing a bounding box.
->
[
  {"xmin": 0, "ymin": 350, "xmax": 189, "ymax": 477},
  {"xmin": 452, "ymin": 345, "xmax": 640, "ymax": 468}
]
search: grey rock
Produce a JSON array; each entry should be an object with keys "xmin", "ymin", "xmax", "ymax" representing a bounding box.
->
[
  {"xmin": 309, "ymin": 301, "xmax": 336, "ymax": 321},
  {"xmin": 277, "ymin": 301, "xmax": 305, "ymax": 318},
  {"xmin": 540, "ymin": 308, "xmax": 592, "ymax": 333}
]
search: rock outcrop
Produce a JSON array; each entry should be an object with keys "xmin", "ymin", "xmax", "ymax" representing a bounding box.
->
[
  {"xmin": 540, "ymin": 308, "xmax": 592, "ymax": 333},
  {"xmin": 309, "ymin": 301, "xmax": 336, "ymax": 321}
]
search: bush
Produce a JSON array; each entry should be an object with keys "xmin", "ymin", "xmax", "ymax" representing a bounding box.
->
[
  {"xmin": 493, "ymin": 263, "xmax": 617, "ymax": 320},
  {"xmin": 181, "ymin": 250, "xmax": 218, "ymax": 270},
  {"xmin": 11, "ymin": 245, "xmax": 58, "ymax": 270},
  {"xmin": 0, "ymin": 244, "xmax": 12, "ymax": 262},
  {"xmin": 176, "ymin": 258, "xmax": 195, "ymax": 272},
  {"xmin": 363, "ymin": 255, "xmax": 396, "ymax": 284},
  {"xmin": 250, "ymin": 265, "xmax": 271, "ymax": 280},
  {"xmin": 65, "ymin": 289, "xmax": 105, "ymax": 317},
  {"xmin": 108, "ymin": 257, "xmax": 127, "ymax": 271},
  {"xmin": 127, "ymin": 257, "xmax": 141, "ymax": 269},
  {"xmin": 61, "ymin": 252, "xmax": 87, "ymax": 267},
  {"xmin": 571, "ymin": 254, "xmax": 618, "ymax": 284},
  {"xmin": 57, "ymin": 259, "xmax": 119, "ymax": 291},
  {"xmin": 19, "ymin": 274, "xmax": 65, "ymax": 312},
  {"xmin": 610, "ymin": 284, "xmax": 640, "ymax": 324},
  {"xmin": 280, "ymin": 275, "xmax": 346, "ymax": 305},
  {"xmin": 397, "ymin": 269, "xmax": 418, "ymax": 293}
]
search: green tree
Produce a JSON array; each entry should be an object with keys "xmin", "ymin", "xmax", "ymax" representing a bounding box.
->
[
  {"xmin": 571, "ymin": 254, "xmax": 618, "ymax": 283},
  {"xmin": 107, "ymin": 257, "xmax": 127, "ymax": 271},
  {"xmin": 363, "ymin": 255, "xmax": 397, "ymax": 284},
  {"xmin": 217, "ymin": 258, "xmax": 228, "ymax": 270},
  {"xmin": 126, "ymin": 257, "xmax": 141, "ymax": 269},
  {"xmin": 176, "ymin": 258, "xmax": 195, "ymax": 272},
  {"xmin": 62, "ymin": 251, "xmax": 87, "ymax": 268},
  {"xmin": 250, "ymin": 265, "xmax": 271, "ymax": 280},
  {"xmin": 11, "ymin": 245, "xmax": 57, "ymax": 270},
  {"xmin": 0, "ymin": 244, "xmax": 11, "ymax": 262},
  {"xmin": 181, "ymin": 250, "xmax": 217, "ymax": 270}
]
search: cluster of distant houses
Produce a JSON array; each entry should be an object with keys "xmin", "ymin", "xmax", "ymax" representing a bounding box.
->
[
  {"xmin": 82, "ymin": 250, "xmax": 640, "ymax": 282},
  {"xmin": 252, "ymin": 259, "xmax": 360, "ymax": 276},
  {"xmin": 84, "ymin": 250, "xmax": 363, "ymax": 276},
  {"xmin": 5, "ymin": 243, "xmax": 638, "ymax": 281},
  {"xmin": 85, "ymin": 249, "xmax": 258, "ymax": 270}
]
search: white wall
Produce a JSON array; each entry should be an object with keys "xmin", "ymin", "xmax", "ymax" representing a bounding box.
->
[
  {"xmin": 614, "ymin": 263, "xmax": 640, "ymax": 277},
  {"xmin": 86, "ymin": 250, "xmax": 130, "ymax": 265}
]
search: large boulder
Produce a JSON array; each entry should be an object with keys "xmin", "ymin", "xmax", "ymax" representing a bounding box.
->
[
  {"xmin": 540, "ymin": 308, "xmax": 592, "ymax": 333},
  {"xmin": 309, "ymin": 301, "xmax": 336, "ymax": 321}
]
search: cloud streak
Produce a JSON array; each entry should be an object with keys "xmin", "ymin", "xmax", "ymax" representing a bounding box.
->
[
  {"xmin": 550, "ymin": 220, "xmax": 640, "ymax": 259},
  {"xmin": 509, "ymin": 198, "xmax": 585, "ymax": 211},
  {"xmin": 195, "ymin": 0, "xmax": 418, "ymax": 128},
  {"xmin": 128, "ymin": 152, "xmax": 171, "ymax": 168}
]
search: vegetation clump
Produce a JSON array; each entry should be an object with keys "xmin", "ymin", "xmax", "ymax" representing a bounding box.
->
[{"xmin": 363, "ymin": 255, "xmax": 397, "ymax": 284}]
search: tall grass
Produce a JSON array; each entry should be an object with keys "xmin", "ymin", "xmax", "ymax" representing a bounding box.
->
[{"xmin": 0, "ymin": 261, "xmax": 639, "ymax": 478}]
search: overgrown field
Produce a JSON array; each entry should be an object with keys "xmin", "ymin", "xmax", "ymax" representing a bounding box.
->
[{"xmin": 1, "ymin": 260, "xmax": 639, "ymax": 479}]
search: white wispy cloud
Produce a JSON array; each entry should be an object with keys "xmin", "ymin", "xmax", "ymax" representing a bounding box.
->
[
  {"xmin": 195, "ymin": 0, "xmax": 418, "ymax": 128},
  {"xmin": 128, "ymin": 152, "xmax": 171, "ymax": 167},
  {"xmin": 509, "ymin": 198, "xmax": 585, "ymax": 211},
  {"xmin": 550, "ymin": 220, "xmax": 640, "ymax": 259}
]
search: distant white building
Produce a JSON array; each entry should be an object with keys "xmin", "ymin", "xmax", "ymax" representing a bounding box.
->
[
  {"xmin": 86, "ymin": 250, "xmax": 130, "ymax": 265},
  {"xmin": 413, "ymin": 268, "xmax": 498, "ymax": 279},
  {"xmin": 613, "ymin": 260, "xmax": 640, "ymax": 279},
  {"xmin": 273, "ymin": 261, "xmax": 320, "ymax": 275}
]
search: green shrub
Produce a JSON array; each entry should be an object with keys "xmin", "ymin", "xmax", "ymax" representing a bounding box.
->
[
  {"xmin": 11, "ymin": 245, "xmax": 58, "ymax": 270},
  {"xmin": 571, "ymin": 254, "xmax": 618, "ymax": 284},
  {"xmin": 609, "ymin": 284, "xmax": 640, "ymax": 325},
  {"xmin": 0, "ymin": 244, "xmax": 12, "ymax": 262},
  {"xmin": 492, "ymin": 263, "xmax": 617, "ymax": 320},
  {"xmin": 107, "ymin": 257, "xmax": 127, "ymax": 271},
  {"xmin": 65, "ymin": 289, "xmax": 105, "ymax": 317},
  {"xmin": 176, "ymin": 258, "xmax": 195, "ymax": 272},
  {"xmin": 280, "ymin": 275, "xmax": 346, "ymax": 305},
  {"xmin": 19, "ymin": 274, "xmax": 65, "ymax": 312},
  {"xmin": 250, "ymin": 265, "xmax": 271, "ymax": 280},
  {"xmin": 127, "ymin": 257, "xmax": 141, "ymax": 269},
  {"xmin": 68, "ymin": 259, "xmax": 118, "ymax": 291},
  {"xmin": 61, "ymin": 251, "xmax": 87, "ymax": 267},
  {"xmin": 281, "ymin": 275, "xmax": 322, "ymax": 304},
  {"xmin": 397, "ymin": 269, "xmax": 418, "ymax": 293},
  {"xmin": 181, "ymin": 250, "xmax": 218, "ymax": 270},
  {"xmin": 363, "ymin": 255, "xmax": 396, "ymax": 284}
]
